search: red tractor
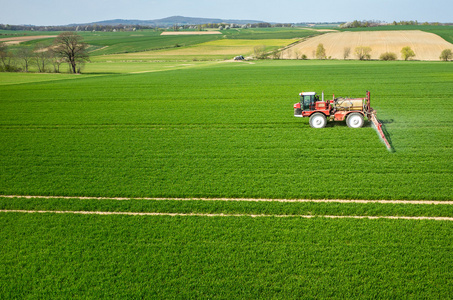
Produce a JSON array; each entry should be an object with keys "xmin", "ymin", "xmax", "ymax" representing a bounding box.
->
[
  {"xmin": 294, "ymin": 90, "xmax": 392, "ymax": 150},
  {"xmin": 294, "ymin": 91, "xmax": 373, "ymax": 128}
]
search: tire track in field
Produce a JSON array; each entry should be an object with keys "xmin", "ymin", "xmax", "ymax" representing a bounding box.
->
[
  {"xmin": 1, "ymin": 209, "xmax": 452, "ymax": 221},
  {"xmin": 1, "ymin": 195, "xmax": 453, "ymax": 205}
]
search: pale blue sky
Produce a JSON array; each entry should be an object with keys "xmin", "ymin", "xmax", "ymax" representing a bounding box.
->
[{"xmin": 1, "ymin": 0, "xmax": 451, "ymax": 26}]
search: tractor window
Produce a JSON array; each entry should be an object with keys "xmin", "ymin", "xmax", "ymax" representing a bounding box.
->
[{"xmin": 302, "ymin": 95, "xmax": 313, "ymax": 110}]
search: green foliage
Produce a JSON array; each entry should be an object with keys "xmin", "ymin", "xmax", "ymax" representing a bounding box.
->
[
  {"xmin": 379, "ymin": 52, "xmax": 397, "ymax": 61},
  {"xmin": 440, "ymin": 49, "xmax": 453, "ymax": 61},
  {"xmin": 401, "ymin": 46, "xmax": 416, "ymax": 60},
  {"xmin": 354, "ymin": 46, "xmax": 372, "ymax": 60},
  {"xmin": 316, "ymin": 43, "xmax": 326, "ymax": 59}
]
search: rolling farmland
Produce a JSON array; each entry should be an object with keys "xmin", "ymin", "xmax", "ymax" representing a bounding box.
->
[
  {"xmin": 1, "ymin": 27, "xmax": 453, "ymax": 298},
  {"xmin": 282, "ymin": 30, "xmax": 453, "ymax": 60}
]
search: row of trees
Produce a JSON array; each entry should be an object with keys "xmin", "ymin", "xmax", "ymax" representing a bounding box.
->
[
  {"xmin": 0, "ymin": 23, "xmax": 150, "ymax": 32},
  {"xmin": 0, "ymin": 32, "xmax": 89, "ymax": 73},
  {"xmin": 341, "ymin": 20, "xmax": 449, "ymax": 28},
  {"xmin": 261, "ymin": 44, "xmax": 452, "ymax": 61}
]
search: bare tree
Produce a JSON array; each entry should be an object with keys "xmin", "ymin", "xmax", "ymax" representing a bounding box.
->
[
  {"xmin": 17, "ymin": 47, "xmax": 33, "ymax": 72},
  {"xmin": 49, "ymin": 49, "xmax": 63, "ymax": 73},
  {"xmin": 253, "ymin": 45, "xmax": 267, "ymax": 59},
  {"xmin": 0, "ymin": 42, "xmax": 9, "ymax": 70},
  {"xmin": 53, "ymin": 32, "xmax": 89, "ymax": 73},
  {"xmin": 0, "ymin": 42, "xmax": 18, "ymax": 71},
  {"xmin": 343, "ymin": 47, "xmax": 351, "ymax": 60},
  {"xmin": 34, "ymin": 43, "xmax": 49, "ymax": 72},
  {"xmin": 270, "ymin": 49, "xmax": 282, "ymax": 59}
]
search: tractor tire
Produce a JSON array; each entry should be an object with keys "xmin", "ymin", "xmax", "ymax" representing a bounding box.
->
[
  {"xmin": 309, "ymin": 113, "xmax": 327, "ymax": 128},
  {"xmin": 346, "ymin": 113, "xmax": 364, "ymax": 128}
]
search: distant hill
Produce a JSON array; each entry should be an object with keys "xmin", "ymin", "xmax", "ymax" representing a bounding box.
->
[{"xmin": 69, "ymin": 16, "xmax": 265, "ymax": 27}]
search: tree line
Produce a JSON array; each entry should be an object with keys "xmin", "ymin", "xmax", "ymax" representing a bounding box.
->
[
  {"xmin": 341, "ymin": 20, "xmax": 450, "ymax": 28},
  {"xmin": 0, "ymin": 24, "xmax": 150, "ymax": 32},
  {"xmin": 0, "ymin": 32, "xmax": 89, "ymax": 73}
]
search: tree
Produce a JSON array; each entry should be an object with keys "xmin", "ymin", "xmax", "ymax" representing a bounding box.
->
[
  {"xmin": 355, "ymin": 46, "xmax": 372, "ymax": 60},
  {"xmin": 270, "ymin": 49, "xmax": 282, "ymax": 59},
  {"xmin": 343, "ymin": 47, "xmax": 351, "ymax": 60},
  {"xmin": 253, "ymin": 45, "xmax": 267, "ymax": 59},
  {"xmin": 17, "ymin": 47, "xmax": 33, "ymax": 72},
  {"xmin": 34, "ymin": 43, "xmax": 49, "ymax": 73},
  {"xmin": 53, "ymin": 32, "xmax": 89, "ymax": 73},
  {"xmin": 0, "ymin": 42, "xmax": 9, "ymax": 70},
  {"xmin": 439, "ymin": 49, "xmax": 452, "ymax": 61},
  {"xmin": 49, "ymin": 48, "xmax": 63, "ymax": 73},
  {"xmin": 379, "ymin": 52, "xmax": 397, "ymax": 61},
  {"xmin": 316, "ymin": 43, "xmax": 326, "ymax": 59},
  {"xmin": 401, "ymin": 46, "xmax": 415, "ymax": 61}
]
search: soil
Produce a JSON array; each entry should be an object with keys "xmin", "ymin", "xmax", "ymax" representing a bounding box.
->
[{"xmin": 0, "ymin": 35, "xmax": 57, "ymax": 45}]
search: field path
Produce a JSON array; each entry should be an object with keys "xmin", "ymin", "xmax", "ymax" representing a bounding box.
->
[
  {"xmin": 2, "ymin": 195, "xmax": 453, "ymax": 205},
  {"xmin": 1, "ymin": 209, "xmax": 452, "ymax": 221},
  {"xmin": 0, "ymin": 35, "xmax": 57, "ymax": 45}
]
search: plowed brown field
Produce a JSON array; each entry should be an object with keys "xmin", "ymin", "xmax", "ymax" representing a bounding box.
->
[
  {"xmin": 0, "ymin": 35, "xmax": 57, "ymax": 45},
  {"xmin": 282, "ymin": 30, "xmax": 453, "ymax": 61}
]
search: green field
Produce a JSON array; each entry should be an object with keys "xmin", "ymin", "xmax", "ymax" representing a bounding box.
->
[
  {"xmin": 1, "ymin": 60, "xmax": 452, "ymax": 200},
  {"xmin": 1, "ymin": 212, "xmax": 451, "ymax": 298},
  {"xmin": 1, "ymin": 28, "xmax": 453, "ymax": 298}
]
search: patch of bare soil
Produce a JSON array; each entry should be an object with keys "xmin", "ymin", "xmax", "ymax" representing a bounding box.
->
[
  {"xmin": 0, "ymin": 35, "xmax": 57, "ymax": 45},
  {"xmin": 2, "ymin": 195, "xmax": 452, "ymax": 205}
]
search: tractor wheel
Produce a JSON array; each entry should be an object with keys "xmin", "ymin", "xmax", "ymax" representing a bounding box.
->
[
  {"xmin": 346, "ymin": 113, "xmax": 364, "ymax": 128},
  {"xmin": 309, "ymin": 113, "xmax": 327, "ymax": 128}
]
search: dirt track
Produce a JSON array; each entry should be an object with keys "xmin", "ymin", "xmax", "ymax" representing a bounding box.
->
[
  {"xmin": 0, "ymin": 35, "xmax": 57, "ymax": 45},
  {"xmin": 282, "ymin": 30, "xmax": 453, "ymax": 61}
]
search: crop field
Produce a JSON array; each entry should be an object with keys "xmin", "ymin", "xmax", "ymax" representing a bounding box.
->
[
  {"xmin": 283, "ymin": 30, "xmax": 453, "ymax": 60},
  {"xmin": 94, "ymin": 39, "xmax": 295, "ymax": 61},
  {"xmin": 1, "ymin": 27, "xmax": 453, "ymax": 297},
  {"xmin": 1, "ymin": 60, "xmax": 452, "ymax": 200}
]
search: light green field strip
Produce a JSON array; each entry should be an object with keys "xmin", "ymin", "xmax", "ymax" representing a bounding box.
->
[
  {"xmin": 1, "ymin": 209, "xmax": 452, "ymax": 221},
  {"xmin": 2, "ymin": 195, "xmax": 452, "ymax": 205}
]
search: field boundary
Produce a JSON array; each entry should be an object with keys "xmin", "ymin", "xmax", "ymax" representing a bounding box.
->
[
  {"xmin": 2, "ymin": 195, "xmax": 452, "ymax": 205},
  {"xmin": 1, "ymin": 209, "xmax": 452, "ymax": 221}
]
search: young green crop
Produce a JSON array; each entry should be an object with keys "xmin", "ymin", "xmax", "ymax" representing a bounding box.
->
[
  {"xmin": 0, "ymin": 213, "xmax": 451, "ymax": 298},
  {"xmin": 0, "ymin": 60, "xmax": 452, "ymax": 200}
]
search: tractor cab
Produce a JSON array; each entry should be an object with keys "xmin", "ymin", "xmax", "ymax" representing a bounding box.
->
[
  {"xmin": 300, "ymin": 92, "xmax": 318, "ymax": 111},
  {"xmin": 294, "ymin": 92, "xmax": 319, "ymax": 116}
]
